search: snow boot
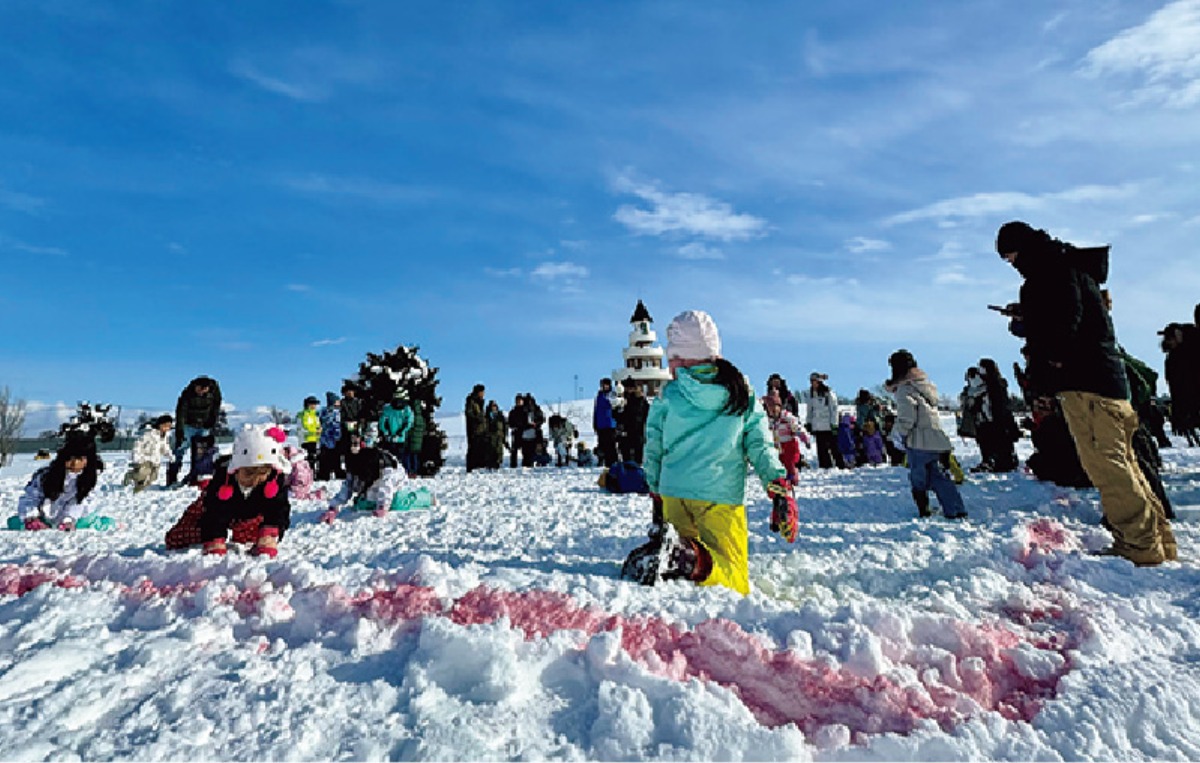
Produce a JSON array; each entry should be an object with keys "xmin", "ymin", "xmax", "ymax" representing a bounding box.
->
[
  {"xmin": 620, "ymin": 526, "xmax": 711, "ymax": 585},
  {"xmin": 251, "ymin": 526, "xmax": 279, "ymax": 558},
  {"xmin": 165, "ymin": 462, "xmax": 181, "ymax": 488},
  {"xmin": 620, "ymin": 523, "xmax": 667, "ymax": 585},
  {"xmin": 912, "ymin": 489, "xmax": 933, "ymax": 518}
]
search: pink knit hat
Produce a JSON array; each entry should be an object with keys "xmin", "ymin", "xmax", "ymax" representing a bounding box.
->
[{"xmin": 665, "ymin": 310, "xmax": 721, "ymax": 361}]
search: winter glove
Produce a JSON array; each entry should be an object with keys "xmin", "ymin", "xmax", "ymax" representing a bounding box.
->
[
  {"xmin": 24, "ymin": 518, "xmax": 49, "ymax": 531},
  {"xmin": 251, "ymin": 526, "xmax": 279, "ymax": 558},
  {"xmin": 57, "ymin": 519, "xmax": 75, "ymax": 532},
  {"xmin": 203, "ymin": 538, "xmax": 227, "ymax": 556},
  {"xmin": 767, "ymin": 478, "xmax": 798, "ymax": 543},
  {"xmin": 372, "ymin": 506, "xmax": 388, "ymax": 518},
  {"xmin": 891, "ymin": 432, "xmax": 907, "ymax": 452},
  {"xmin": 319, "ymin": 508, "xmax": 339, "ymax": 524}
]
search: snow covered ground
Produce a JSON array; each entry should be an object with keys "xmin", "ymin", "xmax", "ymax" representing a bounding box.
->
[{"xmin": 3, "ymin": 420, "xmax": 1200, "ymax": 761}]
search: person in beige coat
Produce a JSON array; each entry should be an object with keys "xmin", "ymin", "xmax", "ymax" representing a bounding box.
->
[{"xmin": 885, "ymin": 350, "xmax": 967, "ymax": 519}]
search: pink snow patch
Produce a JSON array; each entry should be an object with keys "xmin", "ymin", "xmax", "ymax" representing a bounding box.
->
[
  {"xmin": 124, "ymin": 578, "xmax": 207, "ymax": 601},
  {"xmin": 0, "ymin": 564, "xmax": 85, "ymax": 596},
  {"xmin": 428, "ymin": 585, "xmax": 1072, "ymax": 736},
  {"xmin": 350, "ymin": 583, "xmax": 444, "ymax": 623},
  {"xmin": 1018, "ymin": 518, "xmax": 1078, "ymax": 568},
  {"xmin": 450, "ymin": 587, "xmax": 609, "ymax": 638}
]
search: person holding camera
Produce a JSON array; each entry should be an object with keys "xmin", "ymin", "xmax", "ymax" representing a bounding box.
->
[{"xmin": 996, "ymin": 221, "xmax": 1173, "ymax": 566}]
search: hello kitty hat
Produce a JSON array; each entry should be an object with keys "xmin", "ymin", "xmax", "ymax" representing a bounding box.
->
[{"xmin": 230, "ymin": 424, "xmax": 292, "ymax": 475}]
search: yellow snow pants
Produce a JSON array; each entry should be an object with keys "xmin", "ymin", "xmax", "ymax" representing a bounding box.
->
[
  {"xmin": 1059, "ymin": 391, "xmax": 1175, "ymax": 564},
  {"xmin": 661, "ymin": 496, "xmax": 750, "ymax": 595}
]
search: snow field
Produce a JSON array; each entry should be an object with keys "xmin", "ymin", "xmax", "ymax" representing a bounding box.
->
[{"xmin": 1, "ymin": 427, "xmax": 1200, "ymax": 760}]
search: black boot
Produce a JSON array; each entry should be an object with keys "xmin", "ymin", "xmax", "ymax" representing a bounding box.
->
[
  {"xmin": 912, "ymin": 489, "xmax": 932, "ymax": 517},
  {"xmin": 165, "ymin": 462, "xmax": 181, "ymax": 487}
]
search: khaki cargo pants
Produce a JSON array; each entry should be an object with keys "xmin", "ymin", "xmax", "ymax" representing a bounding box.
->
[
  {"xmin": 1059, "ymin": 391, "xmax": 1175, "ymax": 565},
  {"xmin": 122, "ymin": 462, "xmax": 159, "ymax": 493}
]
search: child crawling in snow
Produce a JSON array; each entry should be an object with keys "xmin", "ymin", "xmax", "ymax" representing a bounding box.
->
[
  {"xmin": 624, "ymin": 310, "xmax": 797, "ymax": 595},
  {"xmin": 164, "ymin": 425, "xmax": 292, "ymax": 557},
  {"xmin": 123, "ymin": 414, "xmax": 174, "ymax": 493},
  {"xmin": 17, "ymin": 432, "xmax": 105, "ymax": 531},
  {"xmin": 321, "ymin": 433, "xmax": 430, "ymax": 522}
]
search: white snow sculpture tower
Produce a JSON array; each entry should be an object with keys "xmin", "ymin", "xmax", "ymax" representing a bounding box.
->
[{"xmin": 613, "ymin": 300, "xmax": 672, "ymax": 398}]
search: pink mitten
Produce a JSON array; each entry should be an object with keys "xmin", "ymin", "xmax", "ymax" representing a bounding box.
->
[
  {"xmin": 319, "ymin": 509, "xmax": 338, "ymax": 524},
  {"xmin": 24, "ymin": 518, "xmax": 49, "ymax": 531}
]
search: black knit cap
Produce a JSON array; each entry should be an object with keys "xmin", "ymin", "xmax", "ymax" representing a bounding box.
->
[
  {"xmin": 59, "ymin": 430, "xmax": 96, "ymax": 459},
  {"xmin": 996, "ymin": 220, "xmax": 1038, "ymax": 255}
]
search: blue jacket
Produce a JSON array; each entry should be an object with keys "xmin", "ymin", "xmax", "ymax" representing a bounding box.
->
[
  {"xmin": 379, "ymin": 404, "xmax": 414, "ymax": 445},
  {"xmin": 644, "ymin": 365, "xmax": 784, "ymax": 506},
  {"xmin": 319, "ymin": 406, "xmax": 342, "ymax": 449},
  {"xmin": 594, "ymin": 391, "xmax": 616, "ymax": 431}
]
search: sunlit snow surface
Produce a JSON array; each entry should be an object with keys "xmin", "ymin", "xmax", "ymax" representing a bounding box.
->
[{"xmin": 3, "ymin": 425, "xmax": 1200, "ymax": 761}]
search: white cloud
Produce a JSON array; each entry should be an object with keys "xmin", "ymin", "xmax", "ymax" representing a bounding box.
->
[
  {"xmin": 485, "ymin": 267, "xmax": 523, "ymax": 278},
  {"xmin": 0, "ymin": 235, "xmax": 67, "ymax": 257},
  {"xmin": 279, "ymin": 173, "xmax": 438, "ymax": 206},
  {"xmin": 229, "ymin": 61, "xmax": 325, "ymax": 102},
  {"xmin": 884, "ymin": 184, "xmax": 1138, "ymax": 226},
  {"xmin": 0, "ymin": 184, "xmax": 44, "ymax": 214},
  {"xmin": 676, "ymin": 242, "xmax": 724, "ymax": 260},
  {"xmin": 167, "ymin": 242, "xmax": 187, "ymax": 255},
  {"xmin": 311, "ymin": 337, "xmax": 346, "ymax": 347},
  {"xmin": 1084, "ymin": 0, "xmax": 1200, "ymax": 108},
  {"xmin": 845, "ymin": 236, "xmax": 891, "ymax": 253},
  {"xmin": 1130, "ymin": 213, "xmax": 1172, "ymax": 225},
  {"xmin": 286, "ymin": 283, "xmax": 312, "ymax": 292},
  {"xmin": 531, "ymin": 262, "xmax": 588, "ymax": 280},
  {"xmin": 612, "ymin": 173, "xmax": 767, "ymax": 241},
  {"xmin": 785, "ymin": 274, "xmax": 860, "ymax": 288},
  {"xmin": 934, "ymin": 267, "xmax": 970, "ymax": 285}
]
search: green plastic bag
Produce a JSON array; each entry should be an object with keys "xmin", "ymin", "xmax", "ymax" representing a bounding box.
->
[
  {"xmin": 6, "ymin": 514, "xmax": 116, "ymax": 531},
  {"xmin": 351, "ymin": 488, "xmax": 434, "ymax": 513}
]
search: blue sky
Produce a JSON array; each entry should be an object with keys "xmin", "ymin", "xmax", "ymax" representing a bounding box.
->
[{"xmin": 3, "ymin": 0, "xmax": 1200, "ymax": 429}]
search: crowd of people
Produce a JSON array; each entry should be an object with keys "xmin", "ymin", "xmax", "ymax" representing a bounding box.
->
[{"xmin": 10, "ymin": 220, "xmax": 1198, "ymax": 591}]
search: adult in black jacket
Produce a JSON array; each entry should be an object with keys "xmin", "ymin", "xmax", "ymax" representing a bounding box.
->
[
  {"xmin": 997, "ymin": 221, "xmax": 1173, "ymax": 566},
  {"xmin": 1160, "ymin": 322, "xmax": 1200, "ymax": 446},
  {"xmin": 507, "ymin": 395, "xmax": 528, "ymax": 468},
  {"xmin": 617, "ymin": 384, "xmax": 650, "ymax": 465},
  {"xmin": 974, "ymin": 358, "xmax": 1019, "ymax": 472},
  {"xmin": 168, "ymin": 376, "xmax": 222, "ymax": 486},
  {"xmin": 464, "ymin": 384, "xmax": 488, "ymax": 473}
]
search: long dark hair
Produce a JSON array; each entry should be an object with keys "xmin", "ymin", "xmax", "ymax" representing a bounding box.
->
[
  {"xmin": 714, "ymin": 358, "xmax": 751, "ymax": 416},
  {"xmin": 42, "ymin": 446, "xmax": 103, "ymax": 503}
]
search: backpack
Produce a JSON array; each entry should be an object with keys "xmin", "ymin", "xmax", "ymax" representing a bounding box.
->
[{"xmin": 600, "ymin": 460, "xmax": 649, "ymax": 494}]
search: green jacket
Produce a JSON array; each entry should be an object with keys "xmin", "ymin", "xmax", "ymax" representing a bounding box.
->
[
  {"xmin": 379, "ymin": 404, "xmax": 414, "ymax": 445},
  {"xmin": 407, "ymin": 402, "xmax": 427, "ymax": 451},
  {"xmin": 644, "ymin": 365, "xmax": 784, "ymax": 506},
  {"xmin": 465, "ymin": 395, "xmax": 487, "ymax": 438}
]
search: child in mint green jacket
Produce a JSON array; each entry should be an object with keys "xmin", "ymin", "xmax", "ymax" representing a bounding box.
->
[{"xmin": 638, "ymin": 310, "xmax": 796, "ymax": 595}]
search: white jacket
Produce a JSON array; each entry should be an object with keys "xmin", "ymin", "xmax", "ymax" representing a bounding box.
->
[
  {"xmin": 329, "ymin": 451, "xmax": 410, "ymax": 512},
  {"xmin": 892, "ymin": 370, "xmax": 953, "ymax": 453},
  {"xmin": 801, "ymin": 389, "xmax": 839, "ymax": 432},
  {"xmin": 132, "ymin": 429, "xmax": 173, "ymax": 465},
  {"xmin": 18, "ymin": 469, "xmax": 95, "ymax": 524}
]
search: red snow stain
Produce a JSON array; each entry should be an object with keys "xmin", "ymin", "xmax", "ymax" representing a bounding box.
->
[
  {"xmin": 1018, "ymin": 518, "xmax": 1078, "ymax": 568},
  {"xmin": 0, "ymin": 564, "xmax": 85, "ymax": 595},
  {"xmin": 1, "ymin": 564, "xmax": 1077, "ymax": 742},
  {"xmin": 349, "ymin": 583, "xmax": 443, "ymax": 622}
]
